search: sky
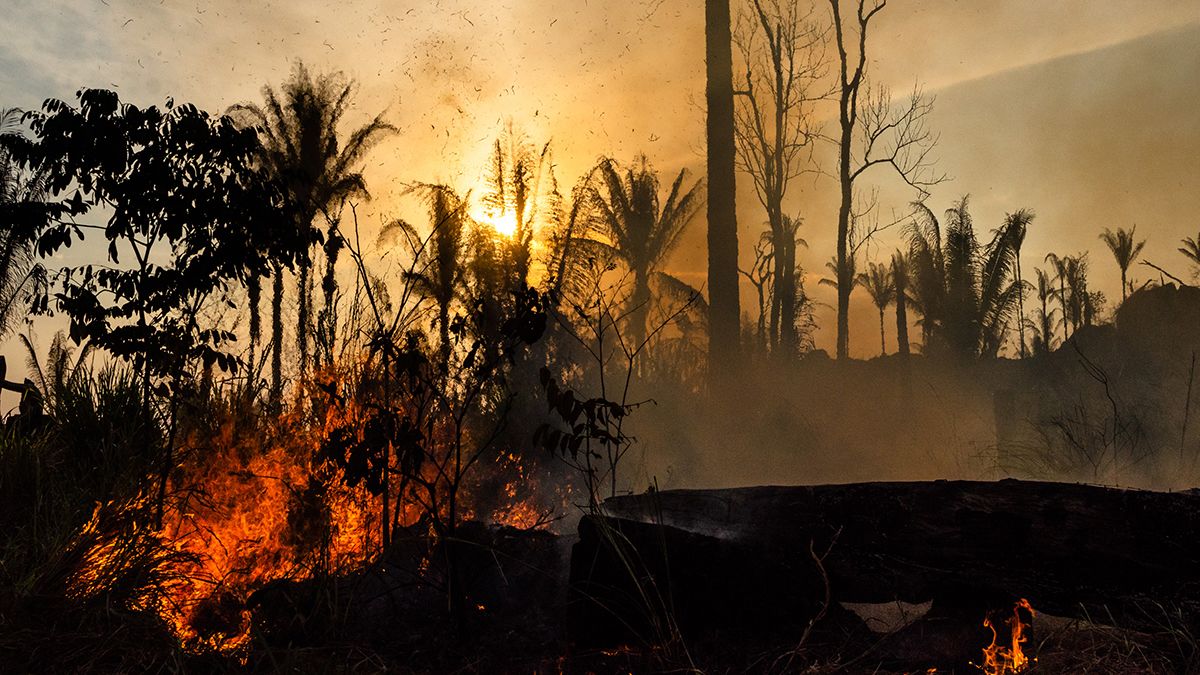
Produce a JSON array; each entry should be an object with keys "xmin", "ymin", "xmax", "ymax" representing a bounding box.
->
[{"xmin": 2, "ymin": 0, "xmax": 1200, "ymax": 365}]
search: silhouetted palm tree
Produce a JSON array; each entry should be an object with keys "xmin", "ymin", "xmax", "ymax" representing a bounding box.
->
[
  {"xmin": 891, "ymin": 251, "xmax": 911, "ymax": 356},
  {"xmin": 401, "ymin": 185, "xmax": 470, "ymax": 369},
  {"xmin": 1047, "ymin": 253, "xmax": 1093, "ymax": 334},
  {"xmin": 577, "ymin": 155, "xmax": 706, "ymax": 349},
  {"xmin": 1099, "ymin": 226, "xmax": 1145, "ymax": 302},
  {"xmin": 231, "ymin": 61, "xmax": 394, "ymax": 395},
  {"xmin": 1004, "ymin": 210, "xmax": 1034, "ymax": 357},
  {"xmin": 857, "ymin": 261, "xmax": 894, "ymax": 356},
  {"xmin": 906, "ymin": 202, "xmax": 945, "ymax": 348},
  {"xmin": 1025, "ymin": 267, "xmax": 1061, "ymax": 356},
  {"xmin": 905, "ymin": 197, "xmax": 1024, "ymax": 358},
  {"xmin": 481, "ymin": 126, "xmax": 551, "ymax": 288},
  {"xmin": 0, "ymin": 108, "xmax": 47, "ymax": 339},
  {"xmin": 1180, "ymin": 233, "xmax": 1200, "ymax": 280},
  {"xmin": 1043, "ymin": 252, "xmax": 1072, "ymax": 342}
]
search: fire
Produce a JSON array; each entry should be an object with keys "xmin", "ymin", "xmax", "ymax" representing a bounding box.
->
[
  {"xmin": 63, "ymin": 367, "xmax": 566, "ymax": 658},
  {"xmin": 976, "ymin": 598, "xmax": 1036, "ymax": 674}
]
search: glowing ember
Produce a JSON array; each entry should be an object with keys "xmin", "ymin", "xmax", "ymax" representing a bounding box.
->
[{"xmin": 975, "ymin": 598, "xmax": 1036, "ymax": 674}]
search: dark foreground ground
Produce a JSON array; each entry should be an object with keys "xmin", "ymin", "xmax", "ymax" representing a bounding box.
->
[{"xmin": 3, "ymin": 514, "xmax": 1196, "ymax": 674}]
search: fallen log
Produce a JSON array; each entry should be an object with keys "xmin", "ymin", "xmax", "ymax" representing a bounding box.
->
[{"xmin": 570, "ymin": 479, "xmax": 1200, "ymax": 651}]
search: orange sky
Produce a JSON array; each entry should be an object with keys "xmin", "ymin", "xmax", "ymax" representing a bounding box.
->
[{"xmin": 2, "ymin": 0, "xmax": 1200, "ymax": 360}]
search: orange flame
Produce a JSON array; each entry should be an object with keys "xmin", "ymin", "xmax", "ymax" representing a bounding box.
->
[
  {"xmin": 67, "ymin": 368, "xmax": 569, "ymax": 658},
  {"xmin": 976, "ymin": 598, "xmax": 1036, "ymax": 674}
]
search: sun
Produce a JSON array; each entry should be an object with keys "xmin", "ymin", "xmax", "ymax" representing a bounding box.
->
[{"xmin": 478, "ymin": 209, "xmax": 519, "ymax": 238}]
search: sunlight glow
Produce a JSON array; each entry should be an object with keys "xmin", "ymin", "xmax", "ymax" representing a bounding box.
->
[{"xmin": 476, "ymin": 208, "xmax": 519, "ymax": 238}]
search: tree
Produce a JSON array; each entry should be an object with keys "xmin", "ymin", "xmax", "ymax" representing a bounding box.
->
[
  {"xmin": 1026, "ymin": 267, "xmax": 1061, "ymax": 356},
  {"xmin": 4, "ymin": 89, "xmax": 305, "ymax": 521},
  {"xmin": 732, "ymin": 0, "xmax": 825, "ymax": 355},
  {"xmin": 891, "ymin": 250, "xmax": 910, "ymax": 356},
  {"xmin": 857, "ymin": 261, "xmax": 893, "ymax": 355},
  {"xmin": 906, "ymin": 202, "xmax": 945, "ymax": 349},
  {"xmin": 1045, "ymin": 252, "xmax": 1092, "ymax": 337},
  {"xmin": 905, "ymin": 197, "xmax": 1025, "ymax": 358},
  {"xmin": 479, "ymin": 125, "xmax": 552, "ymax": 288},
  {"xmin": 1043, "ymin": 252, "xmax": 1073, "ymax": 342},
  {"xmin": 0, "ymin": 108, "xmax": 48, "ymax": 338},
  {"xmin": 706, "ymin": 0, "xmax": 742, "ymax": 379},
  {"xmin": 1180, "ymin": 233, "xmax": 1200, "ymax": 280},
  {"xmin": 1006, "ymin": 209, "xmax": 1033, "ymax": 357},
  {"xmin": 397, "ymin": 185, "xmax": 470, "ymax": 370},
  {"xmin": 576, "ymin": 156, "xmax": 706, "ymax": 350},
  {"xmin": 1099, "ymin": 226, "xmax": 1145, "ymax": 302},
  {"xmin": 231, "ymin": 61, "xmax": 394, "ymax": 394},
  {"xmin": 740, "ymin": 231, "xmax": 775, "ymax": 351},
  {"xmin": 827, "ymin": 0, "xmax": 942, "ymax": 359}
]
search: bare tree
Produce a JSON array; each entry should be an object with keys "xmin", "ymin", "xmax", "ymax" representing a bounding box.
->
[
  {"xmin": 827, "ymin": 0, "xmax": 942, "ymax": 359},
  {"xmin": 739, "ymin": 231, "xmax": 775, "ymax": 351},
  {"xmin": 707, "ymin": 0, "xmax": 742, "ymax": 380},
  {"xmin": 733, "ymin": 0, "xmax": 827, "ymax": 355}
]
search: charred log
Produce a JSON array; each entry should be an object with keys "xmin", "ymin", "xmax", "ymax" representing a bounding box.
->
[{"xmin": 570, "ymin": 480, "xmax": 1200, "ymax": 651}]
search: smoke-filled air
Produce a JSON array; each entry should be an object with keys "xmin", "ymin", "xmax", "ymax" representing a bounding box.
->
[{"xmin": 2, "ymin": 1, "xmax": 1200, "ymax": 672}]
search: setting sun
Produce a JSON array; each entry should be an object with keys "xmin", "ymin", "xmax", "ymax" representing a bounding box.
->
[{"xmin": 476, "ymin": 208, "xmax": 519, "ymax": 238}]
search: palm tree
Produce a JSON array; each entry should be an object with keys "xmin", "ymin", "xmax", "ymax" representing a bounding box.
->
[
  {"xmin": 905, "ymin": 197, "xmax": 1024, "ymax": 358},
  {"xmin": 1043, "ymin": 252, "xmax": 1073, "ymax": 342},
  {"xmin": 819, "ymin": 252, "xmax": 857, "ymax": 353},
  {"xmin": 857, "ymin": 261, "xmax": 894, "ymax": 356},
  {"xmin": 577, "ymin": 155, "xmax": 706, "ymax": 349},
  {"xmin": 401, "ymin": 185, "xmax": 470, "ymax": 369},
  {"xmin": 480, "ymin": 126, "xmax": 551, "ymax": 288},
  {"xmin": 1099, "ymin": 226, "xmax": 1146, "ymax": 302},
  {"xmin": 0, "ymin": 108, "xmax": 47, "ymax": 339},
  {"xmin": 1004, "ymin": 210, "xmax": 1034, "ymax": 357},
  {"xmin": 942, "ymin": 197, "xmax": 981, "ymax": 355},
  {"xmin": 1180, "ymin": 233, "xmax": 1200, "ymax": 279},
  {"xmin": 906, "ymin": 202, "xmax": 945, "ymax": 349},
  {"xmin": 1025, "ymin": 267, "xmax": 1061, "ymax": 356},
  {"xmin": 231, "ymin": 61, "xmax": 394, "ymax": 394},
  {"xmin": 1055, "ymin": 254, "xmax": 1092, "ymax": 333},
  {"xmin": 891, "ymin": 251, "xmax": 911, "ymax": 356}
]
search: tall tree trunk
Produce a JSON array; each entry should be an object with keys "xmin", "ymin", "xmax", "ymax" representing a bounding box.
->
[
  {"xmin": 768, "ymin": 230, "xmax": 782, "ymax": 352},
  {"xmin": 629, "ymin": 270, "xmax": 651, "ymax": 353},
  {"xmin": 1015, "ymin": 256, "xmax": 1026, "ymax": 358},
  {"xmin": 836, "ymin": 181, "xmax": 852, "ymax": 359},
  {"xmin": 438, "ymin": 299, "xmax": 452, "ymax": 372},
  {"xmin": 896, "ymin": 289, "xmax": 910, "ymax": 356},
  {"xmin": 248, "ymin": 275, "xmax": 261, "ymax": 381},
  {"xmin": 1059, "ymin": 278, "xmax": 1069, "ymax": 342},
  {"xmin": 1120, "ymin": 268, "xmax": 1128, "ymax": 302},
  {"xmin": 878, "ymin": 308, "xmax": 886, "ymax": 355},
  {"xmin": 297, "ymin": 259, "xmax": 312, "ymax": 381},
  {"xmin": 706, "ymin": 0, "xmax": 741, "ymax": 379},
  {"xmin": 833, "ymin": 29, "xmax": 854, "ymax": 362},
  {"xmin": 779, "ymin": 235, "xmax": 797, "ymax": 356},
  {"xmin": 321, "ymin": 228, "xmax": 342, "ymax": 368},
  {"xmin": 270, "ymin": 265, "xmax": 284, "ymax": 405}
]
